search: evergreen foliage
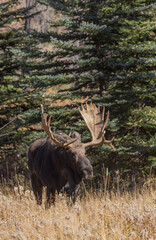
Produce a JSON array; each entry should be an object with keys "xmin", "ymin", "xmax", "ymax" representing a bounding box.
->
[
  {"xmin": 0, "ymin": 0, "xmax": 46, "ymax": 178},
  {"xmin": 40, "ymin": 0, "xmax": 156, "ymax": 177}
]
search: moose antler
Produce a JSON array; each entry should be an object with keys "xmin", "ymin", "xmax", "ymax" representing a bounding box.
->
[
  {"xmin": 41, "ymin": 105, "xmax": 78, "ymax": 147},
  {"xmin": 79, "ymin": 102, "xmax": 114, "ymax": 149}
]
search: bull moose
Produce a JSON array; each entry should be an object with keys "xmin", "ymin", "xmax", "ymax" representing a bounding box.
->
[{"xmin": 28, "ymin": 102, "xmax": 114, "ymax": 208}]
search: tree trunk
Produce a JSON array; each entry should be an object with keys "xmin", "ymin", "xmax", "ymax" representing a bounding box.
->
[{"xmin": 25, "ymin": 0, "xmax": 51, "ymax": 32}]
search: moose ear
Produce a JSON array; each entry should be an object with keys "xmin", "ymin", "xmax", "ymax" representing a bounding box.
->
[{"xmin": 72, "ymin": 131, "xmax": 81, "ymax": 142}]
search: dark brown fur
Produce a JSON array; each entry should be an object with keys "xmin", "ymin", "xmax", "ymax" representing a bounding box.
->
[{"xmin": 28, "ymin": 132, "xmax": 93, "ymax": 208}]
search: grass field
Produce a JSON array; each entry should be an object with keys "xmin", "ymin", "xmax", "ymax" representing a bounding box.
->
[{"xmin": 0, "ymin": 185, "xmax": 156, "ymax": 240}]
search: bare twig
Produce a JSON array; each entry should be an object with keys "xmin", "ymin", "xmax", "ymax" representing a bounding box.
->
[
  {"xmin": 0, "ymin": 132, "xmax": 14, "ymax": 138},
  {"xmin": 0, "ymin": 119, "xmax": 15, "ymax": 131}
]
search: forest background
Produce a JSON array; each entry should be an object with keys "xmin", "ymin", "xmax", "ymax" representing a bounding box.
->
[{"xmin": 0, "ymin": 0, "xmax": 156, "ymax": 190}]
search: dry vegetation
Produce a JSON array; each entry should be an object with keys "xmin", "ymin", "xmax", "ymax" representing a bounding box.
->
[{"xmin": 0, "ymin": 185, "xmax": 156, "ymax": 240}]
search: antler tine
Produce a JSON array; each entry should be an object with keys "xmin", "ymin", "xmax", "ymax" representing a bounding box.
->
[
  {"xmin": 81, "ymin": 103, "xmax": 85, "ymax": 111},
  {"xmin": 98, "ymin": 105, "xmax": 100, "ymax": 113},
  {"xmin": 64, "ymin": 132, "xmax": 72, "ymax": 143},
  {"xmin": 102, "ymin": 110, "xmax": 109, "ymax": 134},
  {"xmin": 41, "ymin": 104, "xmax": 44, "ymax": 115},
  {"xmin": 102, "ymin": 106, "xmax": 105, "ymax": 121},
  {"xmin": 85, "ymin": 102, "xmax": 88, "ymax": 110},
  {"xmin": 48, "ymin": 115, "xmax": 52, "ymax": 128},
  {"xmin": 41, "ymin": 104, "xmax": 49, "ymax": 135},
  {"xmin": 41, "ymin": 105, "xmax": 78, "ymax": 148},
  {"xmin": 68, "ymin": 132, "xmax": 72, "ymax": 138},
  {"xmin": 103, "ymin": 136, "xmax": 115, "ymax": 150},
  {"xmin": 64, "ymin": 137, "xmax": 79, "ymax": 147}
]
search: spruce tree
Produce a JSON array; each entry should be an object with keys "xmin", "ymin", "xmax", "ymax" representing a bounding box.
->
[
  {"xmin": 0, "ymin": 0, "xmax": 46, "ymax": 178},
  {"xmin": 39, "ymin": 0, "xmax": 156, "ymax": 178}
]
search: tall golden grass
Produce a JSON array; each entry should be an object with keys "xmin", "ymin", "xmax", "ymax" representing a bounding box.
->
[{"xmin": 0, "ymin": 184, "xmax": 156, "ymax": 240}]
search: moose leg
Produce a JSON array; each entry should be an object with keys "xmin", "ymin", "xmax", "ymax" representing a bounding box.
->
[
  {"xmin": 67, "ymin": 177, "xmax": 80, "ymax": 204},
  {"xmin": 31, "ymin": 174, "xmax": 43, "ymax": 205},
  {"xmin": 45, "ymin": 188, "xmax": 55, "ymax": 209},
  {"xmin": 65, "ymin": 183, "xmax": 80, "ymax": 204},
  {"xmin": 69, "ymin": 184, "xmax": 80, "ymax": 204}
]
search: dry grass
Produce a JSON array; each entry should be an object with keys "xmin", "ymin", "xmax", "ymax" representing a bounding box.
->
[{"xmin": 0, "ymin": 187, "xmax": 156, "ymax": 240}]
